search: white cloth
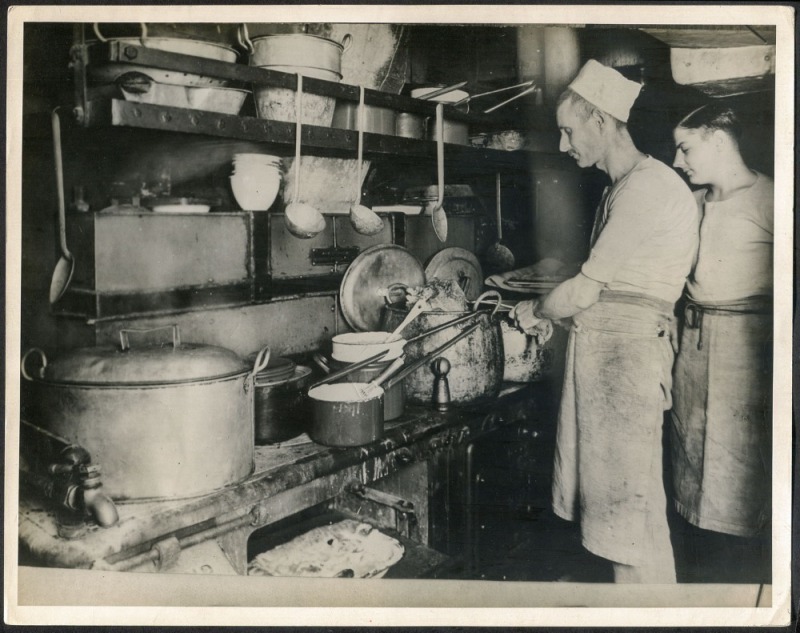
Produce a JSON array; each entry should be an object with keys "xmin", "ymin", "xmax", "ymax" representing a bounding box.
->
[
  {"xmin": 568, "ymin": 59, "xmax": 642, "ymax": 122},
  {"xmin": 580, "ymin": 157, "xmax": 700, "ymax": 304},
  {"xmin": 686, "ymin": 172, "xmax": 773, "ymax": 302}
]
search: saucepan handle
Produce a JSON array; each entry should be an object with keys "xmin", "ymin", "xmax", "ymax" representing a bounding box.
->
[{"xmin": 384, "ymin": 322, "xmax": 480, "ymax": 392}]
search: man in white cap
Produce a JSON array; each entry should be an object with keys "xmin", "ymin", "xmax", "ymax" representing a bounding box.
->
[{"xmin": 512, "ymin": 60, "xmax": 699, "ymax": 582}]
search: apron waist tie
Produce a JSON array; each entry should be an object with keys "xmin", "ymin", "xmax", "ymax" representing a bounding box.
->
[{"xmin": 684, "ymin": 295, "xmax": 772, "ymax": 350}]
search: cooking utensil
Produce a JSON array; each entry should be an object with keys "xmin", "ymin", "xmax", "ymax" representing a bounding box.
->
[
  {"xmin": 451, "ymin": 80, "xmax": 534, "ymax": 107},
  {"xmin": 308, "ymin": 349, "xmax": 391, "ymax": 391},
  {"xmin": 351, "ymin": 355, "xmax": 406, "ymax": 400},
  {"xmin": 417, "ymin": 81, "xmax": 468, "ymax": 101},
  {"xmin": 381, "ymin": 295, "xmax": 504, "ymax": 404},
  {"xmin": 385, "ymin": 297, "xmax": 429, "ymax": 342},
  {"xmin": 485, "ymin": 173, "xmax": 516, "ymax": 271},
  {"xmin": 349, "ymin": 86, "xmax": 384, "ymax": 236},
  {"xmin": 431, "ymin": 103, "xmax": 448, "ymax": 242},
  {"xmin": 49, "ymin": 108, "xmax": 74, "ymax": 304},
  {"xmin": 339, "ymin": 244, "xmax": 426, "ymax": 332},
  {"xmin": 382, "ymin": 322, "xmax": 481, "ymax": 392},
  {"xmin": 90, "ymin": 23, "xmax": 239, "ymax": 88},
  {"xmin": 284, "ymin": 74, "xmax": 326, "ymax": 239},
  {"xmin": 424, "ymin": 247, "xmax": 484, "ymax": 301},
  {"xmin": 20, "ymin": 325, "xmax": 263, "ymax": 500},
  {"xmin": 317, "ymin": 354, "xmax": 407, "ymax": 422},
  {"xmin": 483, "ymin": 84, "xmax": 539, "ymax": 114},
  {"xmin": 254, "ymin": 362, "xmax": 313, "ymax": 445}
]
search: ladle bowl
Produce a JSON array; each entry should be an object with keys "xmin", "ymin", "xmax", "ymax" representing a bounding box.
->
[
  {"xmin": 284, "ymin": 73, "xmax": 326, "ymax": 239},
  {"xmin": 350, "ymin": 203, "xmax": 384, "ymax": 235},
  {"xmin": 285, "ymin": 201, "xmax": 327, "ymax": 238},
  {"xmin": 349, "ymin": 85, "xmax": 384, "ymax": 236}
]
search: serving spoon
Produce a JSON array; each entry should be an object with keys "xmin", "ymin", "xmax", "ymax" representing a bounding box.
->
[
  {"xmin": 284, "ymin": 74, "xmax": 326, "ymax": 239},
  {"xmin": 49, "ymin": 107, "xmax": 75, "ymax": 304},
  {"xmin": 349, "ymin": 85, "xmax": 383, "ymax": 236},
  {"xmin": 431, "ymin": 103, "xmax": 448, "ymax": 242}
]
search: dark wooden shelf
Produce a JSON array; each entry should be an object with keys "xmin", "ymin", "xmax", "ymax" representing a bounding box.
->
[{"xmin": 75, "ymin": 43, "xmax": 537, "ymax": 174}]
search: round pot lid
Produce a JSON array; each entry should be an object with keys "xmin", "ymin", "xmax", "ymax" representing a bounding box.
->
[
  {"xmin": 254, "ymin": 356, "xmax": 297, "ymax": 384},
  {"xmin": 42, "ymin": 338, "xmax": 248, "ymax": 386},
  {"xmin": 424, "ymin": 247, "xmax": 484, "ymax": 301},
  {"xmin": 339, "ymin": 245, "xmax": 425, "ymax": 332}
]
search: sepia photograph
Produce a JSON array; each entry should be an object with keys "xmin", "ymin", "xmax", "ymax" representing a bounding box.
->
[{"xmin": 4, "ymin": 3, "xmax": 794, "ymax": 627}]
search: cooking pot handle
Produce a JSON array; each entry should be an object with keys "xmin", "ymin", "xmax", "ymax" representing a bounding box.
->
[
  {"xmin": 237, "ymin": 23, "xmax": 254, "ymax": 54},
  {"xmin": 93, "ymin": 22, "xmax": 148, "ymax": 46},
  {"xmin": 20, "ymin": 348, "xmax": 47, "ymax": 381},
  {"xmin": 341, "ymin": 34, "xmax": 353, "ymax": 53},
  {"xmin": 312, "ymin": 353, "xmax": 331, "ymax": 374},
  {"xmin": 382, "ymin": 282, "xmax": 409, "ymax": 306},
  {"xmin": 119, "ymin": 324, "xmax": 180, "ymax": 352},
  {"xmin": 472, "ymin": 290, "xmax": 503, "ymax": 317},
  {"xmin": 252, "ymin": 346, "xmax": 271, "ymax": 375}
]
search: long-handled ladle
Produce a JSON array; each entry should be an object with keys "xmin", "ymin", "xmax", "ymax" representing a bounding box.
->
[
  {"xmin": 431, "ymin": 103, "xmax": 448, "ymax": 242},
  {"xmin": 349, "ymin": 85, "xmax": 383, "ymax": 236},
  {"xmin": 284, "ymin": 74, "xmax": 326, "ymax": 239},
  {"xmin": 49, "ymin": 107, "xmax": 75, "ymax": 304},
  {"xmin": 485, "ymin": 172, "xmax": 515, "ymax": 270}
]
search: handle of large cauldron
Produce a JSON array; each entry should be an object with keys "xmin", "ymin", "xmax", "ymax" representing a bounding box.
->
[
  {"xmin": 472, "ymin": 290, "xmax": 503, "ymax": 317},
  {"xmin": 382, "ymin": 282, "xmax": 409, "ymax": 306},
  {"xmin": 237, "ymin": 23, "xmax": 254, "ymax": 54},
  {"xmin": 119, "ymin": 324, "xmax": 180, "ymax": 352},
  {"xmin": 93, "ymin": 22, "xmax": 148, "ymax": 46},
  {"xmin": 20, "ymin": 347, "xmax": 48, "ymax": 381}
]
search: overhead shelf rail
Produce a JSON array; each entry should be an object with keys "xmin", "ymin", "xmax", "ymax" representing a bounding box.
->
[{"xmin": 71, "ymin": 41, "xmax": 533, "ymax": 172}]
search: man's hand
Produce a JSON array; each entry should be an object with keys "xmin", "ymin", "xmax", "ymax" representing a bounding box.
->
[{"xmin": 510, "ymin": 299, "xmax": 548, "ymax": 333}]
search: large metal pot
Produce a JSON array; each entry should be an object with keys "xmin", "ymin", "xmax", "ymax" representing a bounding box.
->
[
  {"xmin": 380, "ymin": 294, "xmax": 504, "ymax": 404},
  {"xmin": 332, "ymin": 102, "xmax": 397, "ymax": 135},
  {"xmin": 88, "ymin": 23, "xmax": 240, "ymax": 88},
  {"xmin": 496, "ymin": 303, "xmax": 568, "ymax": 382},
  {"xmin": 20, "ymin": 326, "xmax": 265, "ymax": 501}
]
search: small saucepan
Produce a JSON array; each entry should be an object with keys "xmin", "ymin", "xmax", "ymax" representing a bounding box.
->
[{"xmin": 307, "ymin": 322, "xmax": 480, "ymax": 447}]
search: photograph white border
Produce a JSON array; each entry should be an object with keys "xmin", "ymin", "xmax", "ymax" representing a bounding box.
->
[{"xmin": 5, "ymin": 3, "xmax": 794, "ymax": 627}]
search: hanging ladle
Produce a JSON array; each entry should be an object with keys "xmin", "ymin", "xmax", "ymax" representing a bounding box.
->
[
  {"xmin": 431, "ymin": 103, "xmax": 448, "ymax": 242},
  {"xmin": 284, "ymin": 74, "xmax": 326, "ymax": 239},
  {"xmin": 485, "ymin": 172, "xmax": 515, "ymax": 270},
  {"xmin": 349, "ymin": 85, "xmax": 384, "ymax": 236},
  {"xmin": 49, "ymin": 107, "xmax": 75, "ymax": 304}
]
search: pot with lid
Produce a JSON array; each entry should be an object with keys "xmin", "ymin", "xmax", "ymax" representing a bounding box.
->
[
  {"xmin": 20, "ymin": 325, "xmax": 266, "ymax": 501},
  {"xmin": 252, "ymin": 355, "xmax": 313, "ymax": 445}
]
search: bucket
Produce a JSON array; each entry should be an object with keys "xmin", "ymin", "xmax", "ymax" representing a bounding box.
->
[{"xmin": 248, "ymin": 33, "xmax": 348, "ymax": 127}]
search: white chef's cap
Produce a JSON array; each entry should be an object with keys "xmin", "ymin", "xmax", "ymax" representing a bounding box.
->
[{"xmin": 567, "ymin": 59, "xmax": 642, "ymax": 123}]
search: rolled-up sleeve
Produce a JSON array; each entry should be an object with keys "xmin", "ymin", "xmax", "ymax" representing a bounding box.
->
[{"xmin": 581, "ymin": 185, "xmax": 656, "ymax": 284}]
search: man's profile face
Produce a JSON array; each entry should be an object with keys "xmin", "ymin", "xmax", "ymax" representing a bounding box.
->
[{"xmin": 556, "ymin": 98, "xmax": 602, "ymax": 169}]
